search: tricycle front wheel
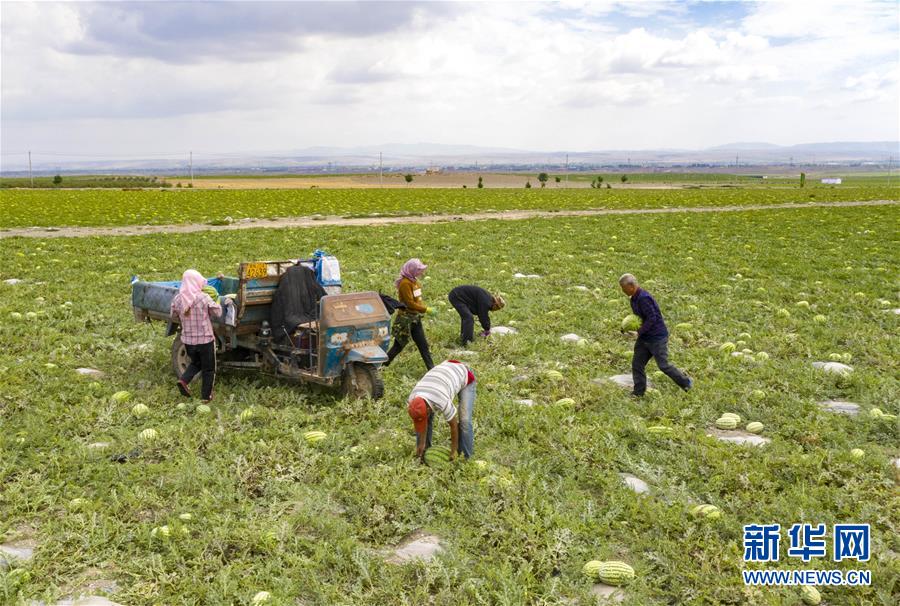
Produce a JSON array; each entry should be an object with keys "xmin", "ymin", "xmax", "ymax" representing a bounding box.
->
[{"xmin": 341, "ymin": 362, "xmax": 384, "ymax": 400}]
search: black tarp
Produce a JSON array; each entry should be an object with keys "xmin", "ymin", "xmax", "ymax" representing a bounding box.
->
[
  {"xmin": 270, "ymin": 265, "xmax": 326, "ymax": 342},
  {"xmin": 379, "ymin": 292, "xmax": 406, "ymax": 315}
]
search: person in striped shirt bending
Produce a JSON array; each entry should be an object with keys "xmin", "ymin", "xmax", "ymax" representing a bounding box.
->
[{"xmin": 407, "ymin": 360, "xmax": 476, "ymax": 460}]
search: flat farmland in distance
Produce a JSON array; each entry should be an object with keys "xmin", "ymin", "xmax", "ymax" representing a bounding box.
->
[{"xmin": 1, "ymin": 182, "xmax": 897, "ymax": 228}]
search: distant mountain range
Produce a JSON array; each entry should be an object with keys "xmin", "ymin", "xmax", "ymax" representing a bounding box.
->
[
  {"xmin": 710, "ymin": 141, "xmax": 898, "ymax": 153},
  {"xmin": 2, "ymin": 141, "xmax": 897, "ymax": 175}
]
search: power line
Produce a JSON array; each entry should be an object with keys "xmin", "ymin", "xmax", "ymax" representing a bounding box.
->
[{"xmin": 21, "ymin": 150, "xmax": 191, "ymax": 158}]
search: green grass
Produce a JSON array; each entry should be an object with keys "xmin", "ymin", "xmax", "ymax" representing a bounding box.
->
[
  {"xmin": 1, "ymin": 204, "xmax": 898, "ymax": 604},
  {"xmin": 1, "ymin": 185, "xmax": 897, "ymax": 228},
  {"xmin": 0, "ymin": 175, "xmax": 170, "ymax": 189}
]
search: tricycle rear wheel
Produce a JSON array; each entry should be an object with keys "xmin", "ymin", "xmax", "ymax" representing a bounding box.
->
[
  {"xmin": 341, "ymin": 362, "xmax": 384, "ymax": 400},
  {"xmin": 171, "ymin": 336, "xmax": 190, "ymax": 378}
]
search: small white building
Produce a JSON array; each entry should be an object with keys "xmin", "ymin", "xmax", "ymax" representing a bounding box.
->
[{"xmin": 821, "ymin": 178, "xmax": 842, "ymax": 184}]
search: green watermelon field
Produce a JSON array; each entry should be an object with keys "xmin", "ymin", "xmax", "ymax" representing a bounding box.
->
[
  {"xmin": 1, "ymin": 189, "xmax": 898, "ymax": 605},
  {"xmin": 0, "ymin": 180, "xmax": 897, "ymax": 228}
]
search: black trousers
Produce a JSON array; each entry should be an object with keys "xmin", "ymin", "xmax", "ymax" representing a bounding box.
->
[
  {"xmin": 182, "ymin": 340, "xmax": 216, "ymax": 400},
  {"xmin": 632, "ymin": 336, "xmax": 689, "ymax": 395},
  {"xmin": 386, "ymin": 319, "xmax": 434, "ymax": 370},
  {"xmin": 449, "ymin": 292, "xmax": 476, "ymax": 345}
]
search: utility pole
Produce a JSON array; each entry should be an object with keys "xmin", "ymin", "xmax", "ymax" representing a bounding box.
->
[
  {"xmin": 889, "ymin": 155, "xmax": 893, "ymax": 188},
  {"xmin": 189, "ymin": 151, "xmax": 194, "ymax": 187},
  {"xmin": 379, "ymin": 152, "xmax": 383, "ymax": 188},
  {"xmin": 28, "ymin": 151, "xmax": 33, "ymax": 188},
  {"xmin": 565, "ymin": 153, "xmax": 569, "ymax": 189}
]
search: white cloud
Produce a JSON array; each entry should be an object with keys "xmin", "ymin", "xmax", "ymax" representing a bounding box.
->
[
  {"xmin": 843, "ymin": 67, "xmax": 899, "ymax": 102},
  {"xmin": 564, "ymin": 78, "xmax": 668, "ymax": 108},
  {"xmin": 700, "ymin": 65, "xmax": 781, "ymax": 84},
  {"xmin": 0, "ymin": 0, "xmax": 896, "ymax": 157},
  {"xmin": 715, "ymin": 88, "xmax": 803, "ymax": 108},
  {"xmin": 741, "ymin": 0, "xmax": 896, "ymax": 41},
  {"xmin": 844, "ymin": 68, "xmax": 898, "ymax": 90}
]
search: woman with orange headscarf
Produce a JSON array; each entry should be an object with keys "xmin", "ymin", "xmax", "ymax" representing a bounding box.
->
[{"xmin": 385, "ymin": 258, "xmax": 434, "ymax": 370}]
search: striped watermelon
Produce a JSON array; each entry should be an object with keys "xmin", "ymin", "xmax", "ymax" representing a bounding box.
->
[
  {"xmin": 582, "ymin": 560, "xmax": 603, "ymax": 579},
  {"xmin": 424, "ymin": 446, "xmax": 452, "ymax": 468},
  {"xmin": 597, "ymin": 561, "xmax": 635, "ymax": 586},
  {"xmin": 304, "ymin": 430, "xmax": 327, "ymax": 445},
  {"xmin": 800, "ymin": 585, "xmax": 821, "ymax": 605},
  {"xmin": 715, "ymin": 416, "xmax": 738, "ymax": 430},
  {"xmin": 621, "ymin": 314, "xmax": 642, "ymax": 331},
  {"xmin": 691, "ymin": 504, "xmax": 722, "ymax": 519},
  {"xmin": 545, "ymin": 370, "xmax": 564, "ymax": 381}
]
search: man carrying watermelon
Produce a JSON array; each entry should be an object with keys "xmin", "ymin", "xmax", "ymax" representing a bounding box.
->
[
  {"xmin": 618, "ymin": 273, "xmax": 693, "ymax": 397},
  {"xmin": 407, "ymin": 360, "xmax": 476, "ymax": 461}
]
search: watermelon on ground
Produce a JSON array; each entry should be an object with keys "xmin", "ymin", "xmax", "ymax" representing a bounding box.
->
[
  {"xmin": 597, "ymin": 560, "xmax": 635, "ymax": 586},
  {"xmin": 424, "ymin": 446, "xmax": 452, "ymax": 468}
]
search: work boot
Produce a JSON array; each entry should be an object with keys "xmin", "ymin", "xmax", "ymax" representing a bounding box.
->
[{"xmin": 177, "ymin": 379, "xmax": 191, "ymax": 397}]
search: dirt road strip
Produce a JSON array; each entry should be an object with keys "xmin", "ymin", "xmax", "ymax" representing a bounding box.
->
[{"xmin": 1, "ymin": 200, "xmax": 895, "ymax": 239}]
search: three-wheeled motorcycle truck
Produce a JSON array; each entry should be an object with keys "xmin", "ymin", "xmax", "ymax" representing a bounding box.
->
[{"xmin": 132, "ymin": 260, "xmax": 389, "ymax": 399}]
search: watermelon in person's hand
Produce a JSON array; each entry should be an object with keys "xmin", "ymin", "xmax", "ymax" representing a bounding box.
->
[{"xmin": 621, "ymin": 314, "xmax": 641, "ymax": 331}]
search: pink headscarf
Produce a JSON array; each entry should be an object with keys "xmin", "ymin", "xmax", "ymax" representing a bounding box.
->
[
  {"xmin": 395, "ymin": 258, "xmax": 427, "ymax": 287},
  {"xmin": 176, "ymin": 269, "xmax": 207, "ymax": 311}
]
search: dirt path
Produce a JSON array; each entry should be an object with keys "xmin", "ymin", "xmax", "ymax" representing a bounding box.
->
[{"xmin": 1, "ymin": 200, "xmax": 895, "ymax": 239}]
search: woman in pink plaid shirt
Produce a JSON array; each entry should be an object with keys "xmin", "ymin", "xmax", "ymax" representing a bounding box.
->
[{"xmin": 170, "ymin": 269, "xmax": 221, "ymax": 402}]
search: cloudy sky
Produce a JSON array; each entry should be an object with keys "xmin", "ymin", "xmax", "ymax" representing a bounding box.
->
[{"xmin": 1, "ymin": 0, "xmax": 898, "ymax": 164}]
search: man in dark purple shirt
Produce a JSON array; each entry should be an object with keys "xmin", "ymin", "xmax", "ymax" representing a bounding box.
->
[
  {"xmin": 448, "ymin": 285, "xmax": 506, "ymax": 345},
  {"xmin": 619, "ymin": 273, "xmax": 692, "ymax": 397}
]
